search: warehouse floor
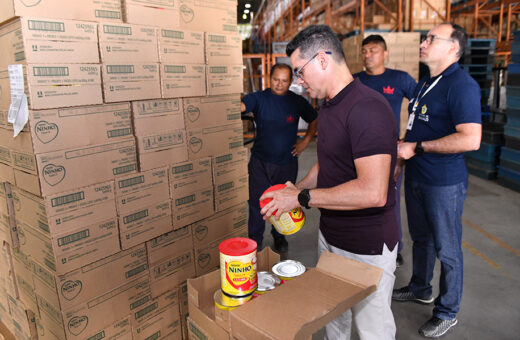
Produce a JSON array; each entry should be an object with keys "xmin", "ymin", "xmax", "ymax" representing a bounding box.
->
[{"xmin": 257, "ymin": 140, "xmax": 520, "ymax": 340}]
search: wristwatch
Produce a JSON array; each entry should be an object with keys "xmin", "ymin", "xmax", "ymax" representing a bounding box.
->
[
  {"xmin": 298, "ymin": 189, "xmax": 311, "ymax": 209},
  {"xmin": 414, "ymin": 141, "xmax": 424, "ymax": 156}
]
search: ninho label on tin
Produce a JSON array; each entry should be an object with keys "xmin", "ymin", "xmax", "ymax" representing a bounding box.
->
[{"xmin": 219, "ymin": 237, "xmax": 258, "ymax": 297}]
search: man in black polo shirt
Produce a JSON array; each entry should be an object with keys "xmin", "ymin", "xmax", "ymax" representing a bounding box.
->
[{"xmin": 260, "ymin": 25, "xmax": 398, "ymax": 340}]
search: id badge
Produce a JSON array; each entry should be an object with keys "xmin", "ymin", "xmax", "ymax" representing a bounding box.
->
[{"xmin": 407, "ymin": 113, "xmax": 415, "ymax": 130}]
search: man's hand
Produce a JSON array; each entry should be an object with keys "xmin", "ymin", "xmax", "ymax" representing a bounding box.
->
[
  {"xmin": 292, "ymin": 139, "xmax": 309, "ymax": 157},
  {"xmin": 397, "ymin": 142, "xmax": 417, "ymax": 160},
  {"xmin": 260, "ymin": 181, "xmax": 300, "ymax": 220}
]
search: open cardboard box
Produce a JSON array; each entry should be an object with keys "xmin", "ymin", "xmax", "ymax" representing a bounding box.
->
[{"xmin": 188, "ymin": 247, "xmax": 383, "ymax": 340}]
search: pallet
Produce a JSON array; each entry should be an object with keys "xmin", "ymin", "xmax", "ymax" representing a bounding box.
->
[
  {"xmin": 467, "ymin": 163, "xmax": 497, "ymax": 180},
  {"xmin": 482, "ymin": 122, "xmax": 504, "ymax": 145},
  {"xmin": 505, "ymin": 136, "xmax": 520, "ymax": 150},
  {"xmin": 461, "ymin": 64, "xmax": 493, "ymax": 74},
  {"xmin": 467, "ymin": 39, "xmax": 496, "ymax": 50}
]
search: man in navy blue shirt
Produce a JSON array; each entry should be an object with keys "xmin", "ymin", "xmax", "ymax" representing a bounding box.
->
[
  {"xmin": 392, "ymin": 24, "xmax": 481, "ymax": 338},
  {"xmin": 354, "ymin": 35, "xmax": 417, "ymax": 267},
  {"xmin": 241, "ymin": 63, "xmax": 317, "ymax": 252}
]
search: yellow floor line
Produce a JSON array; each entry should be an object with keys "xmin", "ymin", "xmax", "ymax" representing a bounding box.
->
[
  {"xmin": 461, "ymin": 240, "xmax": 501, "ymax": 270},
  {"xmin": 462, "ymin": 217, "xmax": 520, "ymax": 257}
]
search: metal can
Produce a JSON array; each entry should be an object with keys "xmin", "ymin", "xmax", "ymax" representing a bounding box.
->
[
  {"xmin": 214, "ymin": 289, "xmax": 252, "ymax": 311},
  {"xmin": 219, "ymin": 237, "xmax": 257, "ymax": 297},
  {"xmin": 272, "ymin": 260, "xmax": 306, "ymax": 284},
  {"xmin": 252, "ymin": 271, "xmax": 281, "ymax": 298},
  {"xmin": 259, "ymin": 184, "xmax": 305, "ymax": 235}
]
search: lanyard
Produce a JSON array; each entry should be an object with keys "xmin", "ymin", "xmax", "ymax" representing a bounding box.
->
[{"xmin": 407, "ymin": 75, "xmax": 443, "ymax": 130}]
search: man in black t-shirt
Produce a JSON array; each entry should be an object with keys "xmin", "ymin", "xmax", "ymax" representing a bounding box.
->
[{"xmin": 260, "ymin": 26, "xmax": 398, "ymax": 340}]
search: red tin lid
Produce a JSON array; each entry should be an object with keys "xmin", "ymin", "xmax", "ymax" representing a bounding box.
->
[{"xmin": 219, "ymin": 237, "xmax": 257, "ymax": 256}]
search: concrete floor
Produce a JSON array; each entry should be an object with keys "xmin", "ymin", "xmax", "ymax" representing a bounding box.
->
[{"xmin": 258, "ymin": 140, "xmax": 520, "ymax": 340}]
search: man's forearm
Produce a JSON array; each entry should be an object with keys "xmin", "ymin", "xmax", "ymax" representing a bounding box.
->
[
  {"xmin": 302, "ymin": 120, "xmax": 317, "ymax": 143},
  {"xmin": 422, "ymin": 129, "xmax": 480, "ymax": 154},
  {"xmin": 296, "ymin": 162, "xmax": 319, "ymax": 190}
]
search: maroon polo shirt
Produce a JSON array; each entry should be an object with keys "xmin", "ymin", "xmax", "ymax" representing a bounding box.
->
[{"xmin": 317, "ymin": 78, "xmax": 399, "ymax": 255}]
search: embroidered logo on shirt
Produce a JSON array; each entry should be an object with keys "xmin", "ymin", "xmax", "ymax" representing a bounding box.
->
[
  {"xmin": 383, "ymin": 86, "xmax": 395, "ymax": 95},
  {"xmin": 286, "ymin": 115, "xmax": 295, "ymax": 123},
  {"xmin": 421, "ymin": 105, "xmax": 428, "ymax": 114}
]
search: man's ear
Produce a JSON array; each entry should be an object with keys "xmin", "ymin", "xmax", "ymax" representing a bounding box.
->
[{"xmin": 317, "ymin": 51, "xmax": 329, "ymax": 70}]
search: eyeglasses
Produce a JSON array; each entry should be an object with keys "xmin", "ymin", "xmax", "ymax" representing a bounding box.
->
[
  {"xmin": 422, "ymin": 35, "xmax": 455, "ymax": 45},
  {"xmin": 294, "ymin": 51, "xmax": 332, "ymax": 80}
]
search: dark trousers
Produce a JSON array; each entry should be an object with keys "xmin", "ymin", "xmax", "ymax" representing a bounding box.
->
[{"xmin": 248, "ymin": 155, "xmax": 298, "ymax": 246}]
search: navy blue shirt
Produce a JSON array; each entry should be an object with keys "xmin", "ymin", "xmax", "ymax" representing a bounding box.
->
[
  {"xmin": 404, "ymin": 62, "xmax": 481, "ymax": 186},
  {"xmin": 242, "ymin": 89, "xmax": 317, "ymax": 165},
  {"xmin": 354, "ymin": 68, "xmax": 417, "ymax": 133},
  {"xmin": 317, "ymin": 78, "xmax": 399, "ymax": 255}
]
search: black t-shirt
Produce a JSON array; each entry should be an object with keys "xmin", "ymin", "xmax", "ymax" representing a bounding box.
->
[
  {"xmin": 317, "ymin": 78, "xmax": 399, "ymax": 255},
  {"xmin": 243, "ymin": 89, "xmax": 317, "ymax": 165}
]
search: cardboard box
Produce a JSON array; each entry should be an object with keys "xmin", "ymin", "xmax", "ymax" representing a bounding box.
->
[
  {"xmin": 212, "ymin": 147, "xmax": 248, "ymax": 186},
  {"xmin": 158, "ymin": 28, "xmax": 204, "ymax": 64},
  {"xmin": 193, "ymin": 226, "xmax": 247, "ymax": 277},
  {"xmin": 191, "ymin": 202, "xmax": 247, "ymax": 248},
  {"xmin": 98, "ymin": 22, "xmax": 158, "ymax": 63},
  {"xmin": 188, "ymin": 249, "xmax": 383, "ymax": 340},
  {"xmin": 160, "ymin": 64, "xmax": 206, "ymax": 98},
  {"xmin": 35, "ymin": 138, "xmax": 137, "ymax": 196},
  {"xmin": 27, "ymin": 102, "xmax": 133, "ymax": 154},
  {"xmin": 214, "ymin": 174, "xmax": 248, "ymax": 212},
  {"xmin": 0, "ymin": 161, "xmax": 15, "ymax": 184},
  {"xmin": 169, "ymin": 157, "xmax": 212, "ymax": 199},
  {"xmin": 132, "ymin": 306, "xmax": 182, "ymax": 340},
  {"xmin": 205, "ymin": 33, "xmax": 242, "ymax": 65},
  {"xmin": 172, "ymin": 186, "xmax": 214, "ymax": 229},
  {"xmin": 32, "ymin": 244, "xmax": 148, "ymax": 313},
  {"xmin": 7, "ymin": 294, "xmax": 37, "ymax": 340},
  {"xmin": 123, "ymin": 0, "xmax": 180, "ymax": 28},
  {"xmin": 135, "ymin": 129, "xmax": 186, "ymax": 154},
  {"xmin": 131, "ymin": 288, "xmax": 180, "ymax": 334},
  {"xmin": 115, "ymin": 167, "xmax": 169, "ymax": 215},
  {"xmin": 83, "ymin": 316, "xmax": 133, "ymax": 340},
  {"xmin": 206, "ymin": 65, "xmax": 243, "ymax": 96},
  {"xmin": 1, "ymin": 182, "xmax": 18, "ymax": 248},
  {"xmin": 118, "ymin": 200, "xmax": 172, "ymax": 250},
  {"xmin": 24, "ymin": 64, "xmax": 103, "ymax": 110},
  {"xmin": 178, "ymin": 0, "xmax": 238, "ymax": 34},
  {"xmin": 17, "ymin": 217, "xmax": 120, "ymax": 275},
  {"xmin": 186, "ymin": 121, "xmax": 243, "ymax": 160},
  {"xmin": 62, "ymin": 275, "xmax": 151, "ymax": 340},
  {"xmin": 0, "ymin": 242, "xmax": 17, "ymax": 299},
  {"xmin": 0, "ymin": 18, "xmax": 99, "ymax": 69},
  {"xmin": 10, "ymin": 149, "xmax": 37, "ymax": 175},
  {"xmin": 132, "ymin": 98, "xmax": 185, "ymax": 136},
  {"xmin": 182, "ymin": 94, "xmax": 241, "ymax": 130},
  {"xmin": 10, "ymin": 248, "xmax": 38, "ymax": 313},
  {"xmin": 36, "ymin": 297, "xmax": 67, "ymax": 340},
  {"xmin": 0, "ymin": 0, "xmax": 122, "ymax": 25},
  {"xmin": 149, "ymin": 248, "xmax": 195, "ymax": 298},
  {"xmin": 187, "ymin": 316, "xmax": 230, "ymax": 340},
  {"xmin": 12, "ymin": 168, "xmax": 40, "ymax": 197},
  {"xmin": 138, "ymin": 144, "xmax": 189, "ymax": 172},
  {"xmin": 102, "ymin": 63, "xmax": 161, "ymax": 102},
  {"xmin": 146, "ymin": 225, "xmax": 192, "ymax": 266}
]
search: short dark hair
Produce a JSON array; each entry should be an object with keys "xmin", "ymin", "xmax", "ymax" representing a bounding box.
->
[
  {"xmin": 448, "ymin": 23, "xmax": 467, "ymax": 58},
  {"xmin": 286, "ymin": 25, "xmax": 345, "ymax": 63},
  {"xmin": 362, "ymin": 35, "xmax": 387, "ymax": 50},
  {"xmin": 270, "ymin": 63, "xmax": 293, "ymax": 78}
]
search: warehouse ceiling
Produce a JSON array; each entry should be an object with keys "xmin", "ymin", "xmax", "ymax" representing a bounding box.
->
[{"xmin": 238, "ymin": 0, "xmax": 262, "ymax": 24}]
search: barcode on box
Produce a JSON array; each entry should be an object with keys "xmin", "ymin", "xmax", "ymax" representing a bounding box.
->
[
  {"xmin": 176, "ymin": 194, "xmax": 195, "ymax": 206},
  {"xmin": 123, "ymin": 210, "xmax": 148, "ymax": 224},
  {"xmin": 28, "ymin": 20, "xmax": 65, "ymax": 32},
  {"xmin": 95, "ymin": 10, "xmax": 121, "ymax": 19},
  {"xmin": 208, "ymin": 35, "xmax": 226, "ymax": 43},
  {"xmin": 164, "ymin": 65, "xmax": 186, "ymax": 74},
  {"xmin": 172, "ymin": 163, "xmax": 193, "ymax": 174},
  {"xmin": 118, "ymin": 175, "xmax": 144, "ymax": 189},
  {"xmin": 58, "ymin": 229, "xmax": 90, "ymax": 247},
  {"xmin": 108, "ymin": 128, "xmax": 131, "ymax": 138},
  {"xmin": 162, "ymin": 29, "xmax": 184, "ymax": 39},
  {"xmin": 107, "ymin": 65, "xmax": 134, "ymax": 74},
  {"xmin": 33, "ymin": 66, "xmax": 69, "ymax": 77},
  {"xmin": 103, "ymin": 25, "xmax": 132, "ymax": 35},
  {"xmin": 51, "ymin": 191, "xmax": 85, "ymax": 207}
]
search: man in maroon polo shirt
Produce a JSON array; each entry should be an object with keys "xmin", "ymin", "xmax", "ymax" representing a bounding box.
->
[{"xmin": 260, "ymin": 25, "xmax": 399, "ymax": 340}]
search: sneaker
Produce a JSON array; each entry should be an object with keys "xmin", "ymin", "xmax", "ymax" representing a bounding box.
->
[
  {"xmin": 419, "ymin": 317, "xmax": 458, "ymax": 338},
  {"xmin": 273, "ymin": 237, "xmax": 288, "ymax": 253},
  {"xmin": 396, "ymin": 253, "xmax": 404, "ymax": 267},
  {"xmin": 392, "ymin": 286, "xmax": 435, "ymax": 304}
]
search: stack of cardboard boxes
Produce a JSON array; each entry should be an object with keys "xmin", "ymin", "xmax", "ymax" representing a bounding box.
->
[{"xmin": 0, "ymin": 0, "xmax": 246, "ymax": 339}]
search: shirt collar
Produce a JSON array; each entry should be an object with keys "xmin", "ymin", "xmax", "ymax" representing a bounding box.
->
[{"xmin": 324, "ymin": 78, "xmax": 359, "ymax": 107}]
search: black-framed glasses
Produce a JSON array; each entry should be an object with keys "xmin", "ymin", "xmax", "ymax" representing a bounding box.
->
[
  {"xmin": 294, "ymin": 51, "xmax": 332, "ymax": 80},
  {"xmin": 422, "ymin": 35, "xmax": 455, "ymax": 45}
]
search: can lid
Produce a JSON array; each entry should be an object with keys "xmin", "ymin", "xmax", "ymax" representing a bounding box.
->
[
  {"xmin": 272, "ymin": 260, "xmax": 306, "ymax": 278},
  {"xmin": 257, "ymin": 271, "xmax": 280, "ymax": 291},
  {"xmin": 214, "ymin": 289, "xmax": 251, "ymax": 310},
  {"xmin": 259, "ymin": 184, "xmax": 287, "ymax": 209},
  {"xmin": 219, "ymin": 237, "xmax": 257, "ymax": 256}
]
